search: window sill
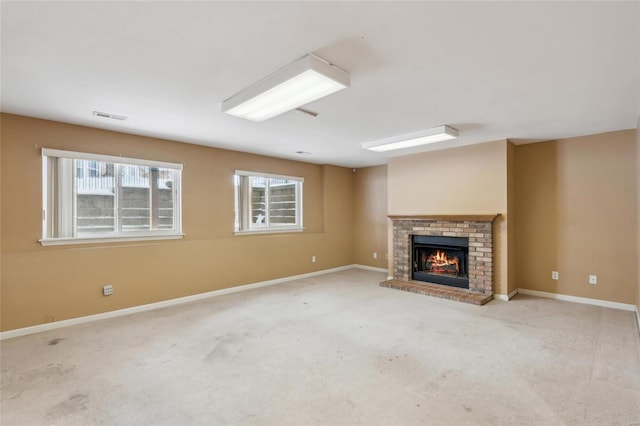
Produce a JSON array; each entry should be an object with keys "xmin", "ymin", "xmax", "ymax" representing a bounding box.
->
[
  {"xmin": 234, "ymin": 228, "xmax": 304, "ymax": 236},
  {"xmin": 39, "ymin": 234, "xmax": 184, "ymax": 246}
]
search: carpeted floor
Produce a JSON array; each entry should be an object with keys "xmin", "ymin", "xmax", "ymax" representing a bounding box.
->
[{"xmin": 1, "ymin": 269, "xmax": 639, "ymax": 425}]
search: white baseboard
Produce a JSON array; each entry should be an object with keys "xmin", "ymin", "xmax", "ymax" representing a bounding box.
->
[
  {"xmin": 5, "ymin": 266, "xmax": 634, "ymax": 340},
  {"xmin": 517, "ymin": 288, "xmax": 636, "ymax": 312},
  {"xmin": 494, "ymin": 288, "xmax": 519, "ymax": 301},
  {"xmin": 0, "ymin": 264, "xmax": 370, "ymax": 341},
  {"xmin": 507, "ymin": 288, "xmax": 519, "ymax": 300},
  {"xmin": 353, "ymin": 264, "xmax": 388, "ymax": 274}
]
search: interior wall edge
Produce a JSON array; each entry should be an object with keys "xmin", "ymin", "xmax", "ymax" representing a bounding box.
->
[{"xmin": 514, "ymin": 130, "xmax": 637, "ymax": 305}]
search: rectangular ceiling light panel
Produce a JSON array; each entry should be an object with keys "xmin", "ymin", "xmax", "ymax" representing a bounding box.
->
[
  {"xmin": 222, "ymin": 54, "xmax": 350, "ymax": 122},
  {"xmin": 362, "ymin": 125, "xmax": 459, "ymax": 152}
]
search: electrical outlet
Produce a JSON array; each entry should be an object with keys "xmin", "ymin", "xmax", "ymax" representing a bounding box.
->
[
  {"xmin": 552, "ymin": 271, "xmax": 559, "ymax": 280},
  {"xmin": 589, "ymin": 275, "xmax": 597, "ymax": 285},
  {"xmin": 311, "ymin": 256, "xmax": 316, "ymax": 263},
  {"xmin": 373, "ymin": 252, "xmax": 378, "ymax": 259},
  {"xmin": 103, "ymin": 285, "xmax": 113, "ymax": 296}
]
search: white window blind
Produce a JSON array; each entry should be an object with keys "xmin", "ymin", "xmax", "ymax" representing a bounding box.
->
[
  {"xmin": 41, "ymin": 148, "xmax": 183, "ymax": 245},
  {"xmin": 234, "ymin": 170, "xmax": 303, "ymax": 234}
]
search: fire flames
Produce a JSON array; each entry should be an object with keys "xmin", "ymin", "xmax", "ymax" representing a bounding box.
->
[{"xmin": 424, "ymin": 250, "xmax": 459, "ymax": 274}]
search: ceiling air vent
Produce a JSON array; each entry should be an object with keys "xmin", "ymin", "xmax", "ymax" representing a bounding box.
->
[{"xmin": 92, "ymin": 111, "xmax": 127, "ymax": 121}]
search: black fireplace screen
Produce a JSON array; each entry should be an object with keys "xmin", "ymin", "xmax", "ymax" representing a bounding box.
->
[{"xmin": 412, "ymin": 235, "xmax": 469, "ymax": 289}]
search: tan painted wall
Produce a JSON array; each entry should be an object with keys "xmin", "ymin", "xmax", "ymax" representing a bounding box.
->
[
  {"xmin": 0, "ymin": 119, "xmax": 3, "ymax": 310},
  {"xmin": 507, "ymin": 141, "xmax": 517, "ymax": 296},
  {"xmin": 0, "ymin": 114, "xmax": 354, "ymax": 331},
  {"xmin": 353, "ymin": 165, "xmax": 388, "ymax": 269},
  {"xmin": 387, "ymin": 140, "xmax": 511, "ymax": 295},
  {"xmin": 515, "ymin": 130, "xmax": 637, "ymax": 304},
  {"xmin": 636, "ymin": 117, "xmax": 640, "ymax": 314}
]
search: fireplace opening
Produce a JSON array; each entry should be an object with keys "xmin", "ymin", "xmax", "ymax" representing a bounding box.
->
[{"xmin": 412, "ymin": 235, "xmax": 469, "ymax": 289}]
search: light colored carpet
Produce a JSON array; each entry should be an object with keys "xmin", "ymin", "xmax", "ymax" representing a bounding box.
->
[{"xmin": 1, "ymin": 269, "xmax": 639, "ymax": 425}]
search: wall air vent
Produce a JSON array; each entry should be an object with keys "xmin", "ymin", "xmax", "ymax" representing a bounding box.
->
[{"xmin": 92, "ymin": 111, "xmax": 128, "ymax": 121}]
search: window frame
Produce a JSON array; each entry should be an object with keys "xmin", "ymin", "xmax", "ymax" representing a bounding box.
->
[
  {"xmin": 234, "ymin": 170, "xmax": 304, "ymax": 235},
  {"xmin": 40, "ymin": 148, "xmax": 183, "ymax": 246}
]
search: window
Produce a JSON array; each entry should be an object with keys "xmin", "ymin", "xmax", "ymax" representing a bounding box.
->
[
  {"xmin": 234, "ymin": 170, "xmax": 303, "ymax": 233},
  {"xmin": 41, "ymin": 148, "xmax": 182, "ymax": 245}
]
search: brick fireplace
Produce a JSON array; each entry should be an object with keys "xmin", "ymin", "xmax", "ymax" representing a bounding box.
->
[{"xmin": 382, "ymin": 215, "xmax": 499, "ymax": 305}]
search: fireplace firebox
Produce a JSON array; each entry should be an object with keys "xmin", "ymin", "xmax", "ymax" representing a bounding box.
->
[{"xmin": 412, "ymin": 235, "xmax": 469, "ymax": 289}]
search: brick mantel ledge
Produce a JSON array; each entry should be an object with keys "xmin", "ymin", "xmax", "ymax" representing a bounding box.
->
[{"xmin": 388, "ymin": 214, "xmax": 501, "ymax": 222}]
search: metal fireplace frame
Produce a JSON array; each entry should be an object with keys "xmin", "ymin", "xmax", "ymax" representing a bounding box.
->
[{"xmin": 412, "ymin": 235, "xmax": 470, "ymax": 289}]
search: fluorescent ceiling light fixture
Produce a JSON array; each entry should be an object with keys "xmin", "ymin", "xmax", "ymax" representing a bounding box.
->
[
  {"xmin": 222, "ymin": 54, "xmax": 350, "ymax": 122},
  {"xmin": 362, "ymin": 125, "xmax": 459, "ymax": 152},
  {"xmin": 92, "ymin": 111, "xmax": 127, "ymax": 121}
]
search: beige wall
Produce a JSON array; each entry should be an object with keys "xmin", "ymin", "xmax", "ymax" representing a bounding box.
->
[
  {"xmin": 0, "ymin": 114, "xmax": 355, "ymax": 331},
  {"xmin": 515, "ymin": 130, "xmax": 637, "ymax": 304},
  {"xmin": 636, "ymin": 116, "xmax": 640, "ymax": 314},
  {"xmin": 507, "ymin": 142, "xmax": 517, "ymax": 296},
  {"xmin": 387, "ymin": 140, "xmax": 512, "ymax": 295},
  {"xmin": 0, "ymin": 120, "xmax": 2, "ymax": 307},
  {"xmin": 2, "ymin": 112, "xmax": 636, "ymax": 332},
  {"xmin": 353, "ymin": 165, "xmax": 388, "ymax": 269}
]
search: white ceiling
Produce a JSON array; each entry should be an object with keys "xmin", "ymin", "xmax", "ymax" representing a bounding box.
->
[{"xmin": 2, "ymin": 1, "xmax": 639, "ymax": 168}]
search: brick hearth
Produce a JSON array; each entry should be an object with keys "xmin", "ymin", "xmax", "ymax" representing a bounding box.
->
[
  {"xmin": 380, "ymin": 280, "xmax": 493, "ymax": 305},
  {"xmin": 383, "ymin": 215, "xmax": 499, "ymax": 305}
]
